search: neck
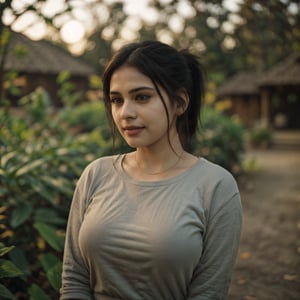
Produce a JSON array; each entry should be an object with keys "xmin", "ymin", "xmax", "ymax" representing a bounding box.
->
[{"xmin": 135, "ymin": 145, "xmax": 184, "ymax": 175}]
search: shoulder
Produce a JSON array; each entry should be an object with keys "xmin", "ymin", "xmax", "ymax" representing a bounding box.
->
[
  {"xmin": 77, "ymin": 154, "xmax": 122, "ymax": 187},
  {"xmin": 73, "ymin": 155, "xmax": 122, "ymax": 207},
  {"xmin": 194, "ymin": 158, "xmax": 241, "ymax": 214},
  {"xmin": 84, "ymin": 154, "xmax": 120, "ymax": 174},
  {"xmin": 197, "ymin": 157, "xmax": 238, "ymax": 191}
]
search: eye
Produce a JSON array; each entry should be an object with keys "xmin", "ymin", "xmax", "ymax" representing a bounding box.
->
[
  {"xmin": 135, "ymin": 94, "xmax": 150, "ymax": 102},
  {"xmin": 110, "ymin": 97, "xmax": 123, "ymax": 105}
]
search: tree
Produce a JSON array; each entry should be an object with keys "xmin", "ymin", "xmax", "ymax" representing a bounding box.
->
[
  {"xmin": 233, "ymin": 0, "xmax": 300, "ymax": 71},
  {"xmin": 1, "ymin": 0, "xmax": 299, "ymax": 92},
  {"xmin": 80, "ymin": 0, "xmax": 299, "ymax": 81},
  {"xmin": 80, "ymin": 2, "xmax": 128, "ymax": 70}
]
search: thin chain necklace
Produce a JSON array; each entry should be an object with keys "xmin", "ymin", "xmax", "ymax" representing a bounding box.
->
[{"xmin": 134, "ymin": 151, "xmax": 184, "ymax": 175}]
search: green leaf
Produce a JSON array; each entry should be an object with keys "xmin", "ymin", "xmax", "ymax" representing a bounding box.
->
[
  {"xmin": 0, "ymin": 245, "xmax": 15, "ymax": 257},
  {"xmin": 28, "ymin": 284, "xmax": 51, "ymax": 300},
  {"xmin": 34, "ymin": 222, "xmax": 64, "ymax": 251},
  {"xmin": 57, "ymin": 70, "xmax": 71, "ymax": 84},
  {"xmin": 34, "ymin": 208, "xmax": 66, "ymax": 225},
  {"xmin": 46, "ymin": 262, "xmax": 62, "ymax": 291},
  {"xmin": 0, "ymin": 151, "xmax": 17, "ymax": 168},
  {"xmin": 15, "ymin": 158, "xmax": 45, "ymax": 177},
  {"xmin": 9, "ymin": 247, "xmax": 31, "ymax": 277},
  {"xmin": 0, "ymin": 187, "xmax": 9, "ymax": 197},
  {"xmin": 41, "ymin": 176, "xmax": 73, "ymax": 197},
  {"xmin": 0, "ymin": 259, "xmax": 23, "ymax": 278},
  {"xmin": 29, "ymin": 178, "xmax": 56, "ymax": 205},
  {"xmin": 56, "ymin": 147, "xmax": 75, "ymax": 156},
  {"xmin": 39, "ymin": 253, "xmax": 60, "ymax": 272},
  {"xmin": 0, "ymin": 283, "xmax": 15, "ymax": 299},
  {"xmin": 10, "ymin": 202, "xmax": 33, "ymax": 228}
]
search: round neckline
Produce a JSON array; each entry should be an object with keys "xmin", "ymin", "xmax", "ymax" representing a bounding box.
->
[{"xmin": 117, "ymin": 154, "xmax": 205, "ymax": 186}]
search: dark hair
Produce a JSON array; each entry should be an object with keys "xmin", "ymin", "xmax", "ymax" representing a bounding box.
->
[{"xmin": 102, "ymin": 41, "xmax": 205, "ymax": 151}]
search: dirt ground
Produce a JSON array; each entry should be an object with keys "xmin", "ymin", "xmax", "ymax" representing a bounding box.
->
[{"xmin": 228, "ymin": 148, "xmax": 300, "ymax": 300}]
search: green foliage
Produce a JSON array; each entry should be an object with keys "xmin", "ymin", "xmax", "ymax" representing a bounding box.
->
[
  {"xmin": 20, "ymin": 87, "xmax": 52, "ymax": 123},
  {"xmin": 193, "ymin": 107, "xmax": 245, "ymax": 175},
  {"xmin": 28, "ymin": 284, "xmax": 51, "ymax": 300},
  {"xmin": 59, "ymin": 101, "xmax": 107, "ymax": 132},
  {"xmin": 89, "ymin": 74, "xmax": 103, "ymax": 89},
  {"xmin": 57, "ymin": 71, "xmax": 82, "ymax": 107},
  {"xmin": 34, "ymin": 223, "xmax": 65, "ymax": 252},
  {"xmin": 249, "ymin": 127, "xmax": 273, "ymax": 148},
  {"xmin": 58, "ymin": 100, "xmax": 131, "ymax": 154},
  {"xmin": 0, "ymin": 72, "xmax": 131, "ymax": 297},
  {"xmin": 4, "ymin": 72, "xmax": 22, "ymax": 98},
  {"xmin": 13, "ymin": 44, "xmax": 29, "ymax": 58},
  {"xmin": 0, "ymin": 88, "xmax": 102, "ymax": 298},
  {"xmin": 0, "ymin": 242, "xmax": 23, "ymax": 299}
]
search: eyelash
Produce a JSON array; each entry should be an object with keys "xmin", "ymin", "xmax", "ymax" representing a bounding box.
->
[
  {"xmin": 135, "ymin": 94, "xmax": 150, "ymax": 102},
  {"xmin": 110, "ymin": 98, "xmax": 123, "ymax": 105},
  {"xmin": 110, "ymin": 94, "xmax": 151, "ymax": 104}
]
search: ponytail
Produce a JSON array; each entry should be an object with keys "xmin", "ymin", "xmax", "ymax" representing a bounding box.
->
[{"xmin": 177, "ymin": 50, "xmax": 205, "ymax": 150}]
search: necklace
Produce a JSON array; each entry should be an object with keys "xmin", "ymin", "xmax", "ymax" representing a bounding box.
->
[{"xmin": 134, "ymin": 151, "xmax": 184, "ymax": 175}]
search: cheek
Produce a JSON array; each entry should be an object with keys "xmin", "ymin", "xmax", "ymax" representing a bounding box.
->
[
  {"xmin": 111, "ymin": 110, "xmax": 124, "ymax": 134},
  {"xmin": 111, "ymin": 109, "xmax": 118, "ymax": 123}
]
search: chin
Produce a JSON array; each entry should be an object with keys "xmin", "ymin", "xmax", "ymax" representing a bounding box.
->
[
  {"xmin": 124, "ymin": 139, "xmax": 149, "ymax": 149},
  {"xmin": 126, "ymin": 142, "xmax": 143, "ymax": 149}
]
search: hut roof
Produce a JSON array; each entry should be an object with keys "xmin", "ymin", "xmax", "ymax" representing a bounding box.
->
[
  {"xmin": 4, "ymin": 31, "xmax": 96, "ymax": 76},
  {"xmin": 216, "ymin": 72, "xmax": 261, "ymax": 97},
  {"xmin": 259, "ymin": 53, "xmax": 300, "ymax": 87}
]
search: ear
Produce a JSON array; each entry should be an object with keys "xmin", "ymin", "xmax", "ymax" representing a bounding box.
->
[{"xmin": 176, "ymin": 89, "xmax": 189, "ymax": 116}]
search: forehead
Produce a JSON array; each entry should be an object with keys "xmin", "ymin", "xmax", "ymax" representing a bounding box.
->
[{"xmin": 110, "ymin": 65, "xmax": 153, "ymax": 91}]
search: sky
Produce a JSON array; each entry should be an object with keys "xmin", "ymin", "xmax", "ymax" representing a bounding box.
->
[{"xmin": 3, "ymin": 0, "xmax": 243, "ymax": 53}]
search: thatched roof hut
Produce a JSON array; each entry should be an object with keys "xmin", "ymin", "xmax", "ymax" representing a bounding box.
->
[
  {"xmin": 216, "ymin": 53, "xmax": 300, "ymax": 129},
  {"xmin": 216, "ymin": 72, "xmax": 261, "ymax": 97},
  {"xmin": 259, "ymin": 53, "xmax": 300, "ymax": 87},
  {"xmin": 4, "ymin": 31, "xmax": 96, "ymax": 76},
  {"xmin": 3, "ymin": 31, "xmax": 97, "ymax": 106},
  {"xmin": 258, "ymin": 53, "xmax": 300, "ymax": 129},
  {"xmin": 215, "ymin": 72, "xmax": 262, "ymax": 127}
]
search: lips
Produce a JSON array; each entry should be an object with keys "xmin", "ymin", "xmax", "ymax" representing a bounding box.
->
[{"xmin": 123, "ymin": 126, "xmax": 144, "ymax": 136}]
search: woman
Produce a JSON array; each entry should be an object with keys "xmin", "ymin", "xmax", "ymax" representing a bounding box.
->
[{"xmin": 60, "ymin": 41, "xmax": 242, "ymax": 300}]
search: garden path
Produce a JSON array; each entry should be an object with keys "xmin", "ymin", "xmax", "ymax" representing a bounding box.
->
[{"xmin": 228, "ymin": 147, "xmax": 300, "ymax": 300}]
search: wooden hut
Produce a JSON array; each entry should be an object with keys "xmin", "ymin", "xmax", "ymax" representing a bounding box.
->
[
  {"xmin": 3, "ymin": 31, "xmax": 97, "ymax": 106},
  {"xmin": 216, "ymin": 72, "xmax": 262, "ymax": 127},
  {"xmin": 259, "ymin": 53, "xmax": 300, "ymax": 129},
  {"xmin": 216, "ymin": 54, "xmax": 300, "ymax": 129}
]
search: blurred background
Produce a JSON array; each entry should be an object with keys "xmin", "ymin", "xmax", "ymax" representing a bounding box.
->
[{"xmin": 0, "ymin": 0, "xmax": 299, "ymax": 299}]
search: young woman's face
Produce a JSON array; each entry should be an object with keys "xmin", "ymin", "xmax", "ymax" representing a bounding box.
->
[{"xmin": 109, "ymin": 65, "xmax": 179, "ymax": 149}]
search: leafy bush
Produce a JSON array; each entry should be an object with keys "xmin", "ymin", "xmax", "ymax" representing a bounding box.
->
[
  {"xmin": 58, "ymin": 100, "xmax": 133, "ymax": 155},
  {"xmin": 193, "ymin": 107, "xmax": 245, "ymax": 175},
  {"xmin": 0, "ymin": 242, "xmax": 24, "ymax": 299},
  {"xmin": 248, "ymin": 127, "xmax": 273, "ymax": 148},
  {"xmin": 56, "ymin": 71, "xmax": 82, "ymax": 107},
  {"xmin": 58, "ymin": 101, "xmax": 108, "ymax": 133},
  {"xmin": 0, "ymin": 82, "xmax": 132, "ymax": 298},
  {"xmin": 0, "ymin": 92, "xmax": 102, "ymax": 299}
]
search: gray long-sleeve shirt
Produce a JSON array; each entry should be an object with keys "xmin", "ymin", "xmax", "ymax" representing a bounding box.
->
[{"xmin": 60, "ymin": 155, "xmax": 242, "ymax": 300}]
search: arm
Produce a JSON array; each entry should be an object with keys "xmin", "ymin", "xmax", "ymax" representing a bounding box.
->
[
  {"xmin": 188, "ymin": 178, "xmax": 242, "ymax": 300},
  {"xmin": 60, "ymin": 167, "xmax": 94, "ymax": 300}
]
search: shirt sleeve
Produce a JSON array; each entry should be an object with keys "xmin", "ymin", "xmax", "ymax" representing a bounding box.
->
[
  {"xmin": 187, "ymin": 174, "xmax": 242, "ymax": 300},
  {"xmin": 60, "ymin": 166, "xmax": 94, "ymax": 300}
]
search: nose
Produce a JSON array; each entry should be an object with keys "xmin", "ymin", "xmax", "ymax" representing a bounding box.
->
[{"xmin": 119, "ymin": 99, "xmax": 136, "ymax": 119}]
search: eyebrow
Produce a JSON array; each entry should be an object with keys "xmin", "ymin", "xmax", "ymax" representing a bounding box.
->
[{"xmin": 110, "ymin": 86, "xmax": 155, "ymax": 95}]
